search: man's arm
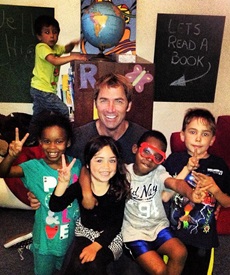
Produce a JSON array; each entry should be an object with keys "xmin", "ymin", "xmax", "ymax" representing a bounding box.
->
[
  {"xmin": 28, "ymin": 191, "xmax": 41, "ymax": 210},
  {"xmin": 79, "ymin": 166, "xmax": 98, "ymax": 209}
]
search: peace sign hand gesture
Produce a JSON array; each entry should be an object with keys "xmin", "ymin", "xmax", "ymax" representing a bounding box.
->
[
  {"xmin": 186, "ymin": 148, "xmax": 208, "ymax": 172},
  {"xmin": 8, "ymin": 128, "xmax": 29, "ymax": 158},
  {"xmin": 57, "ymin": 155, "xmax": 76, "ymax": 183},
  {"xmin": 55, "ymin": 155, "xmax": 76, "ymax": 196}
]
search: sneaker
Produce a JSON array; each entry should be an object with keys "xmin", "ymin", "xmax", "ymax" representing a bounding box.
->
[
  {"xmin": 4, "ymin": 232, "xmax": 33, "ymax": 261},
  {"xmin": 4, "ymin": 232, "xmax": 33, "ymax": 248},
  {"xmin": 17, "ymin": 239, "xmax": 33, "ymax": 261}
]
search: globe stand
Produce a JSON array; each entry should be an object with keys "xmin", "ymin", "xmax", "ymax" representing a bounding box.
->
[{"xmin": 89, "ymin": 48, "xmax": 115, "ymax": 62}]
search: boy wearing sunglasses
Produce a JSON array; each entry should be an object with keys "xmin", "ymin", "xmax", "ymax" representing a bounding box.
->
[{"xmin": 122, "ymin": 130, "xmax": 207, "ymax": 275}]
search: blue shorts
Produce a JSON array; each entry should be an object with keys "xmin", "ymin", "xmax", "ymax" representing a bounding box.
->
[{"xmin": 124, "ymin": 227, "xmax": 174, "ymax": 259}]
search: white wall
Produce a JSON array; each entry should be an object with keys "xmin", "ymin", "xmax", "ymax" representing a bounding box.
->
[
  {"xmin": 137, "ymin": 0, "xmax": 230, "ymax": 154},
  {"xmin": 1, "ymin": 0, "xmax": 230, "ymax": 155}
]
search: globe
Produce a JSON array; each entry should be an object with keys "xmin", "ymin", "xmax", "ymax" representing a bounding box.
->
[{"xmin": 81, "ymin": 1, "xmax": 125, "ymax": 56}]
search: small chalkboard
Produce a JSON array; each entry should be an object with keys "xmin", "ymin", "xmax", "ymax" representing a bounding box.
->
[
  {"xmin": 0, "ymin": 5, "xmax": 54, "ymax": 103},
  {"xmin": 154, "ymin": 14, "xmax": 225, "ymax": 102}
]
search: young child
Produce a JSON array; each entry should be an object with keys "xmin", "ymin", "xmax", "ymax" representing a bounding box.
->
[
  {"xmin": 164, "ymin": 108, "xmax": 230, "ymax": 275},
  {"xmin": 29, "ymin": 15, "xmax": 86, "ymax": 143},
  {"xmin": 122, "ymin": 129, "xmax": 206, "ymax": 275},
  {"xmin": 49, "ymin": 136, "xmax": 130, "ymax": 274},
  {"xmin": 0, "ymin": 113, "xmax": 81, "ymax": 275}
]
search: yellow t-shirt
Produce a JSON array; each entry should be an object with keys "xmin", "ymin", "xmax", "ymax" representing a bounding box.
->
[{"xmin": 31, "ymin": 43, "xmax": 65, "ymax": 93}]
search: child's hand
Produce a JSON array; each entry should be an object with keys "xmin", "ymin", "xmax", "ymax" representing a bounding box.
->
[
  {"xmin": 79, "ymin": 242, "xmax": 101, "ymax": 263},
  {"xmin": 57, "ymin": 154, "xmax": 76, "ymax": 185},
  {"xmin": 74, "ymin": 53, "xmax": 88, "ymax": 61},
  {"xmin": 65, "ymin": 39, "xmax": 87, "ymax": 56},
  {"xmin": 70, "ymin": 39, "xmax": 81, "ymax": 47},
  {"xmin": 191, "ymin": 184, "xmax": 212, "ymax": 203},
  {"xmin": 192, "ymin": 171, "xmax": 217, "ymax": 194},
  {"xmin": 67, "ymin": 39, "xmax": 87, "ymax": 61},
  {"xmin": 27, "ymin": 191, "xmax": 41, "ymax": 210},
  {"xmin": 8, "ymin": 128, "xmax": 29, "ymax": 158},
  {"xmin": 54, "ymin": 155, "xmax": 76, "ymax": 197},
  {"xmin": 186, "ymin": 149, "xmax": 199, "ymax": 171},
  {"xmin": 190, "ymin": 172, "xmax": 213, "ymax": 203},
  {"xmin": 193, "ymin": 172, "xmax": 230, "ymax": 208}
]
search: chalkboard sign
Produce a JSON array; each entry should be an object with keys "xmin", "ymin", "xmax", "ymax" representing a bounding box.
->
[
  {"xmin": 154, "ymin": 14, "xmax": 225, "ymax": 102},
  {"xmin": 0, "ymin": 5, "xmax": 54, "ymax": 103}
]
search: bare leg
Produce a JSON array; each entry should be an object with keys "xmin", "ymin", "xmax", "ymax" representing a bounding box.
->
[
  {"xmin": 136, "ymin": 250, "xmax": 167, "ymax": 275},
  {"xmin": 158, "ymin": 238, "xmax": 187, "ymax": 275}
]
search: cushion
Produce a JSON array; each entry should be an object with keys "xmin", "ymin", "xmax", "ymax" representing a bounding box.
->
[
  {"xmin": 209, "ymin": 116, "xmax": 230, "ymax": 169},
  {"xmin": 216, "ymin": 207, "xmax": 230, "ymax": 235}
]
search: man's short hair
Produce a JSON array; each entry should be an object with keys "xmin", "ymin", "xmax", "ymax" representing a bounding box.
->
[{"xmin": 94, "ymin": 73, "xmax": 133, "ymax": 103}]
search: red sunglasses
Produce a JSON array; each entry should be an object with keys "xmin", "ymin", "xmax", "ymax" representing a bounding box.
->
[{"xmin": 139, "ymin": 142, "xmax": 166, "ymax": 164}]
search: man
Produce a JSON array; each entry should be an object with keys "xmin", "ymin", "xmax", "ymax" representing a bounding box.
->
[
  {"xmin": 29, "ymin": 73, "xmax": 147, "ymax": 208},
  {"xmin": 67, "ymin": 73, "xmax": 147, "ymax": 165}
]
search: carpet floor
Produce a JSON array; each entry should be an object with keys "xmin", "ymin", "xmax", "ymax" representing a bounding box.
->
[{"xmin": 0, "ymin": 207, "xmax": 229, "ymax": 275}]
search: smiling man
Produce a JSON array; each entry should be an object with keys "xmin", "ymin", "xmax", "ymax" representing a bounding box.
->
[{"xmin": 67, "ymin": 73, "xmax": 147, "ymax": 165}]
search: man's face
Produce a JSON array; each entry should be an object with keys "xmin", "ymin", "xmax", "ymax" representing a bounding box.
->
[{"xmin": 95, "ymin": 85, "xmax": 132, "ymax": 131}]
